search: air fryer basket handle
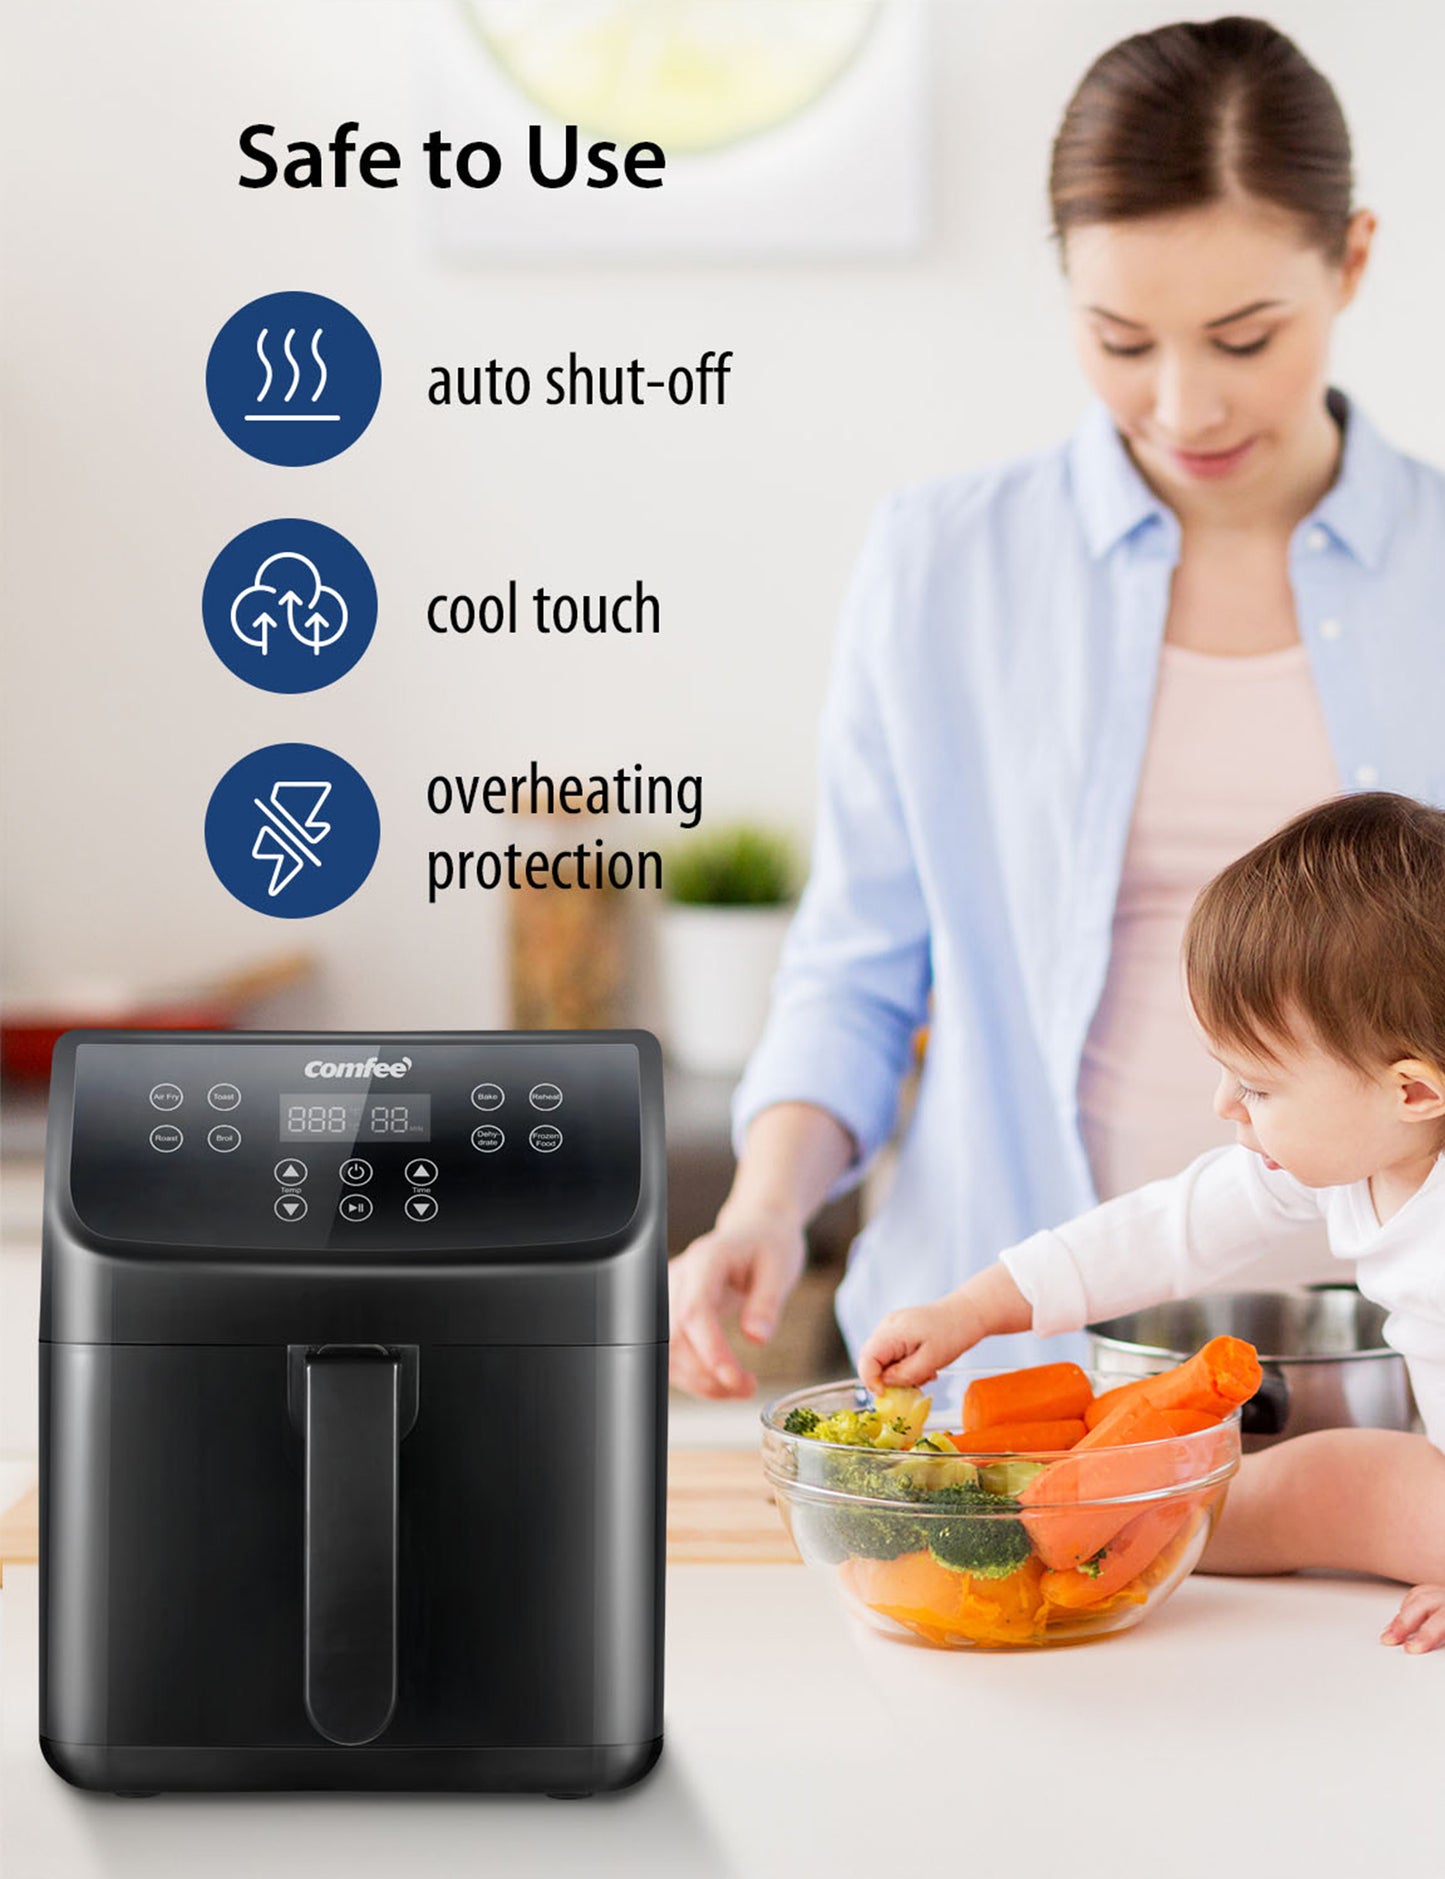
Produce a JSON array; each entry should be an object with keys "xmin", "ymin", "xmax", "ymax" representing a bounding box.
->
[{"xmin": 302, "ymin": 1348, "xmax": 402, "ymax": 1746}]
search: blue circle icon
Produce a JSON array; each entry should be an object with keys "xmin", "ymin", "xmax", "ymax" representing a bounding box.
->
[
  {"xmin": 203, "ymin": 520, "xmax": 376, "ymax": 692},
  {"xmin": 206, "ymin": 743, "xmax": 380, "ymax": 918},
  {"xmin": 206, "ymin": 292, "xmax": 381, "ymax": 465}
]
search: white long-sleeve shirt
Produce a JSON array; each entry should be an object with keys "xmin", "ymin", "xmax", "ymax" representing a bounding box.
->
[{"xmin": 1000, "ymin": 1144, "xmax": 1445, "ymax": 1453}]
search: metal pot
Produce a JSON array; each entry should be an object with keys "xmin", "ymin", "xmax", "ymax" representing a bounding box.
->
[{"xmin": 1086, "ymin": 1288, "xmax": 1419, "ymax": 1451}]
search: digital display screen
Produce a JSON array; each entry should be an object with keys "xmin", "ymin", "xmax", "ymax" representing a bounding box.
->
[{"xmin": 279, "ymin": 1094, "xmax": 431, "ymax": 1141}]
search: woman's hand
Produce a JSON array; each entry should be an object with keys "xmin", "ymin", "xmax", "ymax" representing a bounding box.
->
[
  {"xmin": 668, "ymin": 1207, "xmax": 807, "ymax": 1399},
  {"xmin": 1381, "ymin": 1584, "xmax": 1445, "ymax": 1654}
]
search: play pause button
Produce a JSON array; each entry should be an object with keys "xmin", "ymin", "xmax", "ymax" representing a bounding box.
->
[
  {"xmin": 274, "ymin": 1194, "xmax": 308, "ymax": 1222},
  {"xmin": 339, "ymin": 1194, "xmax": 373, "ymax": 1222},
  {"xmin": 405, "ymin": 1192, "xmax": 438, "ymax": 1222}
]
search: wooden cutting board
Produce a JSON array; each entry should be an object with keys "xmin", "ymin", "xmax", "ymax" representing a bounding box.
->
[{"xmin": 0, "ymin": 1450, "xmax": 796, "ymax": 1584}]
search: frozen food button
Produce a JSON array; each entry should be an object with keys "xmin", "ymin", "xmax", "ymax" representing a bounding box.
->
[
  {"xmin": 529, "ymin": 1083, "xmax": 563, "ymax": 1112},
  {"xmin": 529, "ymin": 1124, "xmax": 563, "ymax": 1153}
]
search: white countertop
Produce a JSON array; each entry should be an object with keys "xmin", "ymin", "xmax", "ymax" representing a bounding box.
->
[{"xmin": 3, "ymin": 1558, "xmax": 1441, "ymax": 1879}]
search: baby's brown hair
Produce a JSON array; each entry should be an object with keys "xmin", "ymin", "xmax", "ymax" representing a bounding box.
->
[{"xmin": 1184, "ymin": 792, "xmax": 1445, "ymax": 1075}]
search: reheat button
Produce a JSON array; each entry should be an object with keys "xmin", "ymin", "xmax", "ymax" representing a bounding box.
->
[{"xmin": 529, "ymin": 1083, "xmax": 563, "ymax": 1112}]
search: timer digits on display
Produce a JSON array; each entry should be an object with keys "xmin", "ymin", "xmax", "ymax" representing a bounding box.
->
[{"xmin": 279, "ymin": 1094, "xmax": 431, "ymax": 1141}]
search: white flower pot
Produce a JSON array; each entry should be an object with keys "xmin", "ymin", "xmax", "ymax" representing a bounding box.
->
[{"xmin": 658, "ymin": 903, "xmax": 794, "ymax": 1075}]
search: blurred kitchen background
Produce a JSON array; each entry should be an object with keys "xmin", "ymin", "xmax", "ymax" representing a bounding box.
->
[{"xmin": 5, "ymin": 0, "xmax": 1445, "ymax": 1482}]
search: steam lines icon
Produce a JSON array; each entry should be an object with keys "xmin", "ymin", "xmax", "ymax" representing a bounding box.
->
[
  {"xmin": 207, "ymin": 292, "xmax": 380, "ymax": 465},
  {"xmin": 246, "ymin": 327, "xmax": 338, "ymax": 423}
]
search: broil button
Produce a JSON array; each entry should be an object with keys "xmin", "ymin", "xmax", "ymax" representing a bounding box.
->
[
  {"xmin": 208, "ymin": 1124, "xmax": 242, "ymax": 1153},
  {"xmin": 529, "ymin": 1124, "xmax": 563, "ymax": 1153}
]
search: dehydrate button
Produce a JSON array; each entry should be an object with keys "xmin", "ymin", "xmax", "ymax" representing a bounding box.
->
[{"xmin": 472, "ymin": 1124, "xmax": 504, "ymax": 1153}]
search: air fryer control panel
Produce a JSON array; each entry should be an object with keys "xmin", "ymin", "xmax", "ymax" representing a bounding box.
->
[{"xmin": 66, "ymin": 1038, "xmax": 643, "ymax": 1254}]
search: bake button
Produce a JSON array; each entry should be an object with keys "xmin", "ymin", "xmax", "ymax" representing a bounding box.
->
[
  {"xmin": 149, "ymin": 1083, "xmax": 183, "ymax": 1111},
  {"xmin": 274, "ymin": 1158, "xmax": 308, "ymax": 1186},
  {"xmin": 274, "ymin": 1193, "xmax": 308, "ymax": 1222},
  {"xmin": 208, "ymin": 1124, "xmax": 242, "ymax": 1153},
  {"xmin": 338, "ymin": 1193, "xmax": 373, "ymax": 1222},
  {"xmin": 471, "ymin": 1124, "xmax": 505, "ymax": 1153},
  {"xmin": 529, "ymin": 1124, "xmax": 563, "ymax": 1153},
  {"xmin": 340, "ymin": 1158, "xmax": 373, "ymax": 1186},
  {"xmin": 404, "ymin": 1192, "xmax": 439, "ymax": 1222},
  {"xmin": 149, "ymin": 1123, "xmax": 183, "ymax": 1152},
  {"xmin": 529, "ymin": 1083, "xmax": 563, "ymax": 1112},
  {"xmin": 470, "ymin": 1082, "xmax": 505, "ymax": 1111},
  {"xmin": 405, "ymin": 1157, "xmax": 439, "ymax": 1186},
  {"xmin": 207, "ymin": 1083, "xmax": 241, "ymax": 1111}
]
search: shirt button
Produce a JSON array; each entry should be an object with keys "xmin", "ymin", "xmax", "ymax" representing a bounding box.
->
[
  {"xmin": 1319, "ymin": 617, "xmax": 1343, "ymax": 641},
  {"xmin": 1306, "ymin": 526, "xmax": 1329, "ymax": 552},
  {"xmin": 1355, "ymin": 763, "xmax": 1380, "ymax": 787}
]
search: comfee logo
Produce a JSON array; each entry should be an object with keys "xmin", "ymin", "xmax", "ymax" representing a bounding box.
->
[{"xmin": 304, "ymin": 1056, "xmax": 412, "ymax": 1079}]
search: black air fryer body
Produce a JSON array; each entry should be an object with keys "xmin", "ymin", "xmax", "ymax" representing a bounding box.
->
[{"xmin": 40, "ymin": 1030, "xmax": 667, "ymax": 1793}]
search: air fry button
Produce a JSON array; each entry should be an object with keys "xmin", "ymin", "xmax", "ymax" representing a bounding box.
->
[{"xmin": 529, "ymin": 1125, "xmax": 563, "ymax": 1154}]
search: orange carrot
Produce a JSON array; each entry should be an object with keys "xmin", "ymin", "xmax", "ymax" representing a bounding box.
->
[
  {"xmin": 949, "ymin": 1419, "xmax": 1088, "ymax": 1453},
  {"xmin": 1159, "ymin": 1407, "xmax": 1219, "ymax": 1437},
  {"xmin": 1017, "ymin": 1397, "xmax": 1184, "ymax": 1571},
  {"xmin": 961, "ymin": 1361, "xmax": 1093, "ymax": 1432},
  {"xmin": 1038, "ymin": 1499, "xmax": 1195, "ymax": 1608},
  {"xmin": 1083, "ymin": 1338, "xmax": 1261, "ymax": 1428}
]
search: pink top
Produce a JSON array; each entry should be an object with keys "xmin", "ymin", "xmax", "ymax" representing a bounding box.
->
[{"xmin": 1077, "ymin": 642, "xmax": 1342, "ymax": 1279}]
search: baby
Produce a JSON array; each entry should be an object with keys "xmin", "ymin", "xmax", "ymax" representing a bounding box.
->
[{"xmin": 860, "ymin": 791, "xmax": 1445, "ymax": 1652}]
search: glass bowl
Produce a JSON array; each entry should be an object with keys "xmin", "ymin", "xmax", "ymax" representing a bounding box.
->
[{"xmin": 760, "ymin": 1375, "xmax": 1241, "ymax": 1649}]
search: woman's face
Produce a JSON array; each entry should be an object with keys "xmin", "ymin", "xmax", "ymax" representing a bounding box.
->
[{"xmin": 1064, "ymin": 198, "xmax": 1373, "ymax": 507}]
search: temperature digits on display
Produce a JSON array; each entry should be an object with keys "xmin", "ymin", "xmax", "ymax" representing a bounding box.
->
[{"xmin": 279, "ymin": 1094, "xmax": 431, "ymax": 1141}]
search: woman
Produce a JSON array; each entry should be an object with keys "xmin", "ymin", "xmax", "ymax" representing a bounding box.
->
[{"xmin": 669, "ymin": 17, "xmax": 1445, "ymax": 1397}]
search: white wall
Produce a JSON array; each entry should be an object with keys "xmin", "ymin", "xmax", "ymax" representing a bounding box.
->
[{"xmin": 4, "ymin": 0, "xmax": 1444, "ymax": 1027}]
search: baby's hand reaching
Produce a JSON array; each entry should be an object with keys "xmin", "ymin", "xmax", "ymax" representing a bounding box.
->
[
  {"xmin": 859, "ymin": 1298, "xmax": 975, "ymax": 1392},
  {"xmin": 1380, "ymin": 1583, "xmax": 1445, "ymax": 1654}
]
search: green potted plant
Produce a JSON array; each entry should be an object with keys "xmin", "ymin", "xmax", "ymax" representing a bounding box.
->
[{"xmin": 660, "ymin": 824, "xmax": 798, "ymax": 1074}]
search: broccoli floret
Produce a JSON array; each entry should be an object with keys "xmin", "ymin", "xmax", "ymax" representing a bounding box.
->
[
  {"xmin": 915, "ymin": 1480, "xmax": 1035, "ymax": 1580},
  {"xmin": 811, "ymin": 1409, "xmax": 884, "ymax": 1447},
  {"xmin": 1077, "ymin": 1548, "xmax": 1106, "ymax": 1579},
  {"xmin": 782, "ymin": 1406, "xmax": 821, "ymax": 1436}
]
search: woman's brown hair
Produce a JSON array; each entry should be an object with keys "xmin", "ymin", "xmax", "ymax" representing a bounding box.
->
[
  {"xmin": 1184, "ymin": 793, "xmax": 1445, "ymax": 1077},
  {"xmin": 1050, "ymin": 16, "xmax": 1353, "ymax": 262}
]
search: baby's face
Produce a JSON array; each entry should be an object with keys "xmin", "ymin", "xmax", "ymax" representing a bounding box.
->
[{"xmin": 1204, "ymin": 1025, "xmax": 1441, "ymax": 1189}]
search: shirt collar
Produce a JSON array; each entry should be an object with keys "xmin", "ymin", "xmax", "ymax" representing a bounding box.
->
[{"xmin": 1067, "ymin": 387, "xmax": 1405, "ymax": 570}]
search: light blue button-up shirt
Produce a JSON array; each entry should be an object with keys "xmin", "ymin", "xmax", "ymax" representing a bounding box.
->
[{"xmin": 732, "ymin": 390, "xmax": 1445, "ymax": 1374}]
